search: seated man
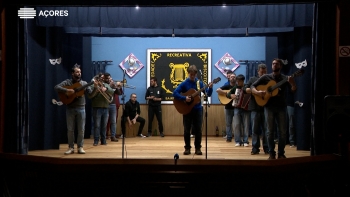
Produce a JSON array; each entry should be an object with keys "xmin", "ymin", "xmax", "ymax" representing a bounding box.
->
[{"xmin": 121, "ymin": 93, "xmax": 146, "ymax": 138}]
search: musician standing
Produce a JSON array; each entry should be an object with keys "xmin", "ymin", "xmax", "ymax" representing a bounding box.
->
[
  {"xmin": 104, "ymin": 73, "xmax": 122, "ymax": 142},
  {"xmin": 245, "ymin": 64, "xmax": 268, "ymax": 155},
  {"xmin": 251, "ymin": 58, "xmax": 297, "ymax": 159},
  {"xmin": 216, "ymin": 73, "xmax": 236, "ymax": 142},
  {"xmin": 227, "ymin": 74, "xmax": 251, "ymax": 147},
  {"xmin": 221, "ymin": 70, "xmax": 234, "ymax": 139},
  {"xmin": 54, "ymin": 64, "xmax": 93, "ymax": 155},
  {"xmin": 145, "ymin": 77, "xmax": 165, "ymax": 137},
  {"xmin": 173, "ymin": 65, "xmax": 213, "ymax": 155},
  {"xmin": 88, "ymin": 73, "xmax": 114, "ymax": 146}
]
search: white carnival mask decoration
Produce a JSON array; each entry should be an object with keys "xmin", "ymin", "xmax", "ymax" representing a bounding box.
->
[{"xmin": 295, "ymin": 59, "xmax": 307, "ymax": 69}]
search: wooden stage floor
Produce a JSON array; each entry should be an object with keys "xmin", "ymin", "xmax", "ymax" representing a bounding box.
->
[{"xmin": 28, "ymin": 136, "xmax": 311, "ymax": 160}]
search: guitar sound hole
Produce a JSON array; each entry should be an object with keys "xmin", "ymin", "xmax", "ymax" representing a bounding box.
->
[{"xmin": 267, "ymin": 87, "xmax": 272, "ymax": 92}]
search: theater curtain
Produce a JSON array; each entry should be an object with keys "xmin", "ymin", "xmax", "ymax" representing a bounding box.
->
[
  {"xmin": 311, "ymin": 2, "xmax": 337, "ymax": 155},
  {"xmin": 36, "ymin": 4, "xmax": 313, "ymax": 36},
  {"xmin": 3, "ymin": 7, "xmax": 29, "ymax": 154},
  {"xmin": 245, "ymin": 61, "xmax": 265, "ymax": 83}
]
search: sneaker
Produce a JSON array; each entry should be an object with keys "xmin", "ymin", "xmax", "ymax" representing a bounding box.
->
[
  {"xmin": 251, "ymin": 151, "xmax": 259, "ymax": 155},
  {"xmin": 183, "ymin": 149, "xmax": 191, "ymax": 155},
  {"xmin": 64, "ymin": 148, "xmax": 74, "ymax": 155},
  {"xmin": 226, "ymin": 139, "xmax": 232, "ymax": 142},
  {"xmin": 137, "ymin": 134, "xmax": 146, "ymax": 138},
  {"xmin": 244, "ymin": 143, "xmax": 249, "ymax": 147},
  {"xmin": 268, "ymin": 154, "xmax": 276, "ymax": 160},
  {"xmin": 93, "ymin": 143, "xmax": 98, "ymax": 146},
  {"xmin": 147, "ymin": 132, "xmax": 152, "ymax": 137},
  {"xmin": 235, "ymin": 143, "xmax": 240, "ymax": 147},
  {"xmin": 190, "ymin": 134, "xmax": 194, "ymax": 138},
  {"xmin": 160, "ymin": 132, "xmax": 165, "ymax": 137},
  {"xmin": 278, "ymin": 154, "xmax": 287, "ymax": 159},
  {"xmin": 223, "ymin": 135, "xmax": 227, "ymax": 139},
  {"xmin": 78, "ymin": 147, "xmax": 86, "ymax": 154},
  {"xmin": 290, "ymin": 144, "xmax": 295, "ymax": 148},
  {"xmin": 111, "ymin": 137, "xmax": 118, "ymax": 142},
  {"xmin": 195, "ymin": 148, "xmax": 202, "ymax": 155}
]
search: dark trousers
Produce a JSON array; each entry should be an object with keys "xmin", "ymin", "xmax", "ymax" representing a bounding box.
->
[
  {"xmin": 121, "ymin": 116, "xmax": 145, "ymax": 135},
  {"xmin": 183, "ymin": 108, "xmax": 203, "ymax": 149},
  {"xmin": 148, "ymin": 105, "xmax": 164, "ymax": 133}
]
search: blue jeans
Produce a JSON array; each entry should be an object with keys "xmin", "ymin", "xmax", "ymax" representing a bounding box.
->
[
  {"xmin": 66, "ymin": 107, "xmax": 86, "ymax": 148},
  {"xmin": 251, "ymin": 110, "xmax": 268, "ymax": 153},
  {"xmin": 287, "ymin": 106, "xmax": 295, "ymax": 145},
  {"xmin": 93, "ymin": 107, "xmax": 109, "ymax": 144},
  {"xmin": 225, "ymin": 109, "xmax": 235, "ymax": 140},
  {"xmin": 108, "ymin": 104, "xmax": 117, "ymax": 137},
  {"xmin": 183, "ymin": 108, "xmax": 203, "ymax": 149},
  {"xmin": 264, "ymin": 106, "xmax": 287, "ymax": 155},
  {"xmin": 233, "ymin": 108, "xmax": 250, "ymax": 144}
]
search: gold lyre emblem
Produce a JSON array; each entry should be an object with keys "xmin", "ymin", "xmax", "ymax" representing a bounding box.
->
[
  {"xmin": 169, "ymin": 63, "xmax": 189, "ymax": 87},
  {"xmin": 161, "ymin": 62, "xmax": 190, "ymax": 94}
]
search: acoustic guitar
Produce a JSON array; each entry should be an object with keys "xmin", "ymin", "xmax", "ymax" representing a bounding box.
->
[
  {"xmin": 217, "ymin": 90, "xmax": 232, "ymax": 105},
  {"xmin": 173, "ymin": 77, "xmax": 221, "ymax": 114},
  {"xmin": 58, "ymin": 81, "xmax": 94, "ymax": 105},
  {"xmin": 254, "ymin": 69, "xmax": 304, "ymax": 107}
]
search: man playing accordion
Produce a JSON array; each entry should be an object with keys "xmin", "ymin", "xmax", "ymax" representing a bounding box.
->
[{"xmin": 227, "ymin": 74, "xmax": 251, "ymax": 147}]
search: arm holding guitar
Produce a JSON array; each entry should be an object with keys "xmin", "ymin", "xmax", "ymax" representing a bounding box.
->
[
  {"xmin": 216, "ymin": 88, "xmax": 227, "ymax": 95},
  {"xmin": 65, "ymin": 89, "xmax": 75, "ymax": 96},
  {"xmin": 251, "ymin": 86, "xmax": 266, "ymax": 98},
  {"xmin": 227, "ymin": 88, "xmax": 236, "ymax": 99},
  {"xmin": 288, "ymin": 76, "xmax": 297, "ymax": 92},
  {"xmin": 245, "ymin": 88, "xmax": 252, "ymax": 94},
  {"xmin": 173, "ymin": 84, "xmax": 187, "ymax": 101}
]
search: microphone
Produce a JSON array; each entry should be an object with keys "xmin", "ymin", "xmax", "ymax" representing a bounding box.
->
[
  {"xmin": 174, "ymin": 153, "xmax": 179, "ymax": 172},
  {"xmin": 123, "ymin": 69, "xmax": 126, "ymax": 74},
  {"xmin": 174, "ymin": 153, "xmax": 179, "ymax": 160},
  {"xmin": 199, "ymin": 69, "xmax": 202, "ymax": 76}
]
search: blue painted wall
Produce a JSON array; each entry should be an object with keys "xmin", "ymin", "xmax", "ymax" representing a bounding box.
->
[{"xmin": 92, "ymin": 37, "xmax": 267, "ymax": 104}]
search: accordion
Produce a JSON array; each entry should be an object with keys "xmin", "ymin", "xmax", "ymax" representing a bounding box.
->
[{"xmin": 232, "ymin": 88, "xmax": 251, "ymax": 110}]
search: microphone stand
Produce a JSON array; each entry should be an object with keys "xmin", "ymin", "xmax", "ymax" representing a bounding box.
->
[
  {"xmin": 122, "ymin": 69, "xmax": 126, "ymax": 159},
  {"xmin": 199, "ymin": 72, "xmax": 209, "ymax": 159}
]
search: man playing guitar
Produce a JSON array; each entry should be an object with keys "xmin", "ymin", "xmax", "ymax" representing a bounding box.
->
[
  {"xmin": 251, "ymin": 58, "xmax": 297, "ymax": 160},
  {"xmin": 245, "ymin": 63, "xmax": 268, "ymax": 155},
  {"xmin": 216, "ymin": 73, "xmax": 236, "ymax": 142},
  {"xmin": 173, "ymin": 65, "xmax": 213, "ymax": 155}
]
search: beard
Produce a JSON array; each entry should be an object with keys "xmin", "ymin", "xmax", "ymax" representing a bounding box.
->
[
  {"xmin": 73, "ymin": 75, "xmax": 81, "ymax": 81},
  {"xmin": 273, "ymin": 68, "xmax": 280, "ymax": 72}
]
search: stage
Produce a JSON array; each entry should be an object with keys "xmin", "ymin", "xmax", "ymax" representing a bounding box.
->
[
  {"xmin": 27, "ymin": 136, "xmax": 310, "ymax": 159},
  {"xmin": 1, "ymin": 136, "xmax": 348, "ymax": 196}
]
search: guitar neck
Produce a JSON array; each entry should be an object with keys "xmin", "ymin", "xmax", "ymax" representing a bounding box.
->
[
  {"xmin": 270, "ymin": 78, "xmax": 287, "ymax": 91},
  {"xmin": 191, "ymin": 82, "xmax": 209, "ymax": 97},
  {"xmin": 75, "ymin": 81, "xmax": 94, "ymax": 92},
  {"xmin": 270, "ymin": 72, "xmax": 299, "ymax": 91}
]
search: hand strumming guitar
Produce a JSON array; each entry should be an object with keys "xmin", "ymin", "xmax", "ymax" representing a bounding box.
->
[
  {"xmin": 66, "ymin": 89, "xmax": 75, "ymax": 96},
  {"xmin": 254, "ymin": 90, "xmax": 266, "ymax": 98}
]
